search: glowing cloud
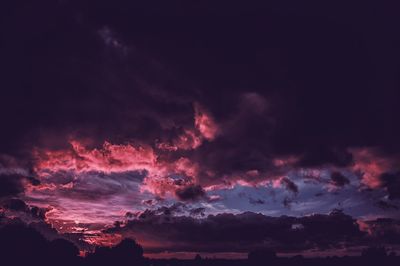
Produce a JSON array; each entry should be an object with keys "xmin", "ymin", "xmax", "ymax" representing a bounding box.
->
[
  {"xmin": 194, "ymin": 103, "xmax": 219, "ymax": 141},
  {"xmin": 351, "ymin": 148, "xmax": 398, "ymax": 189},
  {"xmin": 33, "ymin": 140, "xmax": 203, "ymax": 200},
  {"xmin": 35, "ymin": 141, "xmax": 157, "ymax": 174}
]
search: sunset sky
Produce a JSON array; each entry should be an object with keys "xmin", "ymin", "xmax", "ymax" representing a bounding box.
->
[{"xmin": 1, "ymin": 0, "xmax": 400, "ymax": 258}]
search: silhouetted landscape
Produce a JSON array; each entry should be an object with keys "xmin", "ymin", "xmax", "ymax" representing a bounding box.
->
[{"xmin": 1, "ymin": 223, "xmax": 399, "ymax": 266}]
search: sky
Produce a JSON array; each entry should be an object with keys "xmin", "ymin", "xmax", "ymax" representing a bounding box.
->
[{"xmin": 1, "ymin": 0, "xmax": 400, "ymax": 258}]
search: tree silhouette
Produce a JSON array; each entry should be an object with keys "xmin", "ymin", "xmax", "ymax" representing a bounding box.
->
[
  {"xmin": 0, "ymin": 223, "xmax": 81, "ymax": 266},
  {"xmin": 86, "ymin": 238, "xmax": 145, "ymax": 266},
  {"xmin": 48, "ymin": 238, "xmax": 80, "ymax": 265}
]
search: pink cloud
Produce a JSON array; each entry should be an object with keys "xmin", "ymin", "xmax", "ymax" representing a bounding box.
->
[
  {"xmin": 350, "ymin": 148, "xmax": 398, "ymax": 189},
  {"xmin": 33, "ymin": 140, "xmax": 202, "ymax": 200},
  {"xmin": 194, "ymin": 102, "xmax": 219, "ymax": 141},
  {"xmin": 34, "ymin": 141, "xmax": 157, "ymax": 174},
  {"xmin": 155, "ymin": 104, "xmax": 219, "ymax": 151}
]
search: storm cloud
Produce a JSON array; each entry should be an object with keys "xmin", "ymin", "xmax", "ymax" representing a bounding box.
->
[
  {"xmin": 1, "ymin": 0, "xmax": 400, "ymax": 257},
  {"xmin": 105, "ymin": 209, "xmax": 397, "ymax": 254}
]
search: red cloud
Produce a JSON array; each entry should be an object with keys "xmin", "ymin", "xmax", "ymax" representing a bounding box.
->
[
  {"xmin": 350, "ymin": 148, "xmax": 398, "ymax": 189},
  {"xmin": 158, "ymin": 129, "xmax": 203, "ymax": 151},
  {"xmin": 156, "ymin": 103, "xmax": 219, "ymax": 152},
  {"xmin": 35, "ymin": 141, "xmax": 157, "ymax": 174},
  {"xmin": 33, "ymin": 140, "xmax": 201, "ymax": 200},
  {"xmin": 194, "ymin": 103, "xmax": 219, "ymax": 141}
]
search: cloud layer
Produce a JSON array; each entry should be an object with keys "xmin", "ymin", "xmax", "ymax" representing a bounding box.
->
[{"xmin": 1, "ymin": 0, "xmax": 400, "ymax": 257}]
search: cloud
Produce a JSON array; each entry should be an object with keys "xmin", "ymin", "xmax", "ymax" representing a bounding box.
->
[
  {"xmin": 1, "ymin": 0, "xmax": 400, "ymax": 255},
  {"xmin": 194, "ymin": 103, "xmax": 219, "ymax": 141},
  {"xmin": 175, "ymin": 185, "xmax": 206, "ymax": 201},
  {"xmin": 34, "ymin": 141, "xmax": 157, "ymax": 174},
  {"xmin": 1, "ymin": 0, "xmax": 399, "ymax": 176},
  {"xmin": 0, "ymin": 171, "xmax": 40, "ymax": 199},
  {"xmin": 106, "ymin": 209, "xmax": 368, "ymax": 253},
  {"xmin": 297, "ymin": 148, "xmax": 353, "ymax": 168},
  {"xmin": 2, "ymin": 198, "xmax": 29, "ymax": 212},
  {"xmin": 279, "ymin": 177, "xmax": 299, "ymax": 194},
  {"xmin": 189, "ymin": 207, "xmax": 206, "ymax": 217},
  {"xmin": 123, "ymin": 203, "xmax": 206, "ymax": 222},
  {"xmin": 376, "ymin": 200, "xmax": 399, "ymax": 211},
  {"xmin": 351, "ymin": 148, "xmax": 399, "ymax": 189},
  {"xmin": 248, "ymin": 198, "xmax": 265, "ymax": 205},
  {"xmin": 330, "ymin": 172, "xmax": 350, "ymax": 187},
  {"xmin": 379, "ymin": 172, "xmax": 400, "ymax": 200},
  {"xmin": 33, "ymin": 140, "xmax": 202, "ymax": 199},
  {"xmin": 0, "ymin": 174, "xmax": 25, "ymax": 198}
]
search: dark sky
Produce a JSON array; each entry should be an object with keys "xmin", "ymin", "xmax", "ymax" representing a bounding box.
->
[{"xmin": 1, "ymin": 0, "xmax": 400, "ymax": 258}]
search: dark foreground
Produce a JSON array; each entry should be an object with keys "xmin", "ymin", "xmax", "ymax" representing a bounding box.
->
[{"xmin": 1, "ymin": 223, "xmax": 399, "ymax": 266}]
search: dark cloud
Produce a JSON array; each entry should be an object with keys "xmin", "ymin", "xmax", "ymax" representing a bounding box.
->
[
  {"xmin": 1, "ymin": 0, "xmax": 399, "ymax": 178},
  {"xmin": 281, "ymin": 178, "xmax": 299, "ymax": 194},
  {"xmin": 379, "ymin": 172, "xmax": 400, "ymax": 200},
  {"xmin": 239, "ymin": 192, "xmax": 266, "ymax": 205},
  {"xmin": 155, "ymin": 203, "xmax": 186, "ymax": 216},
  {"xmin": 297, "ymin": 149, "xmax": 353, "ymax": 168},
  {"xmin": 189, "ymin": 207, "xmax": 206, "ymax": 217},
  {"xmin": 376, "ymin": 200, "xmax": 399, "ymax": 211},
  {"xmin": 30, "ymin": 206, "xmax": 48, "ymax": 220},
  {"xmin": 0, "ymin": 174, "xmax": 24, "ymax": 198},
  {"xmin": 2, "ymin": 198, "xmax": 28, "ymax": 212},
  {"xmin": 283, "ymin": 197, "xmax": 295, "ymax": 208},
  {"xmin": 0, "ymin": 173, "xmax": 39, "ymax": 199},
  {"xmin": 175, "ymin": 185, "xmax": 206, "ymax": 201},
  {"xmin": 0, "ymin": 193, "xmax": 50, "ymax": 235},
  {"xmin": 249, "ymin": 198, "xmax": 265, "ymax": 205},
  {"xmin": 127, "ymin": 203, "xmax": 206, "ymax": 221},
  {"xmin": 106, "ymin": 209, "xmax": 367, "ymax": 253},
  {"xmin": 0, "ymin": 0, "xmax": 197, "ymax": 158},
  {"xmin": 330, "ymin": 172, "xmax": 350, "ymax": 187}
]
